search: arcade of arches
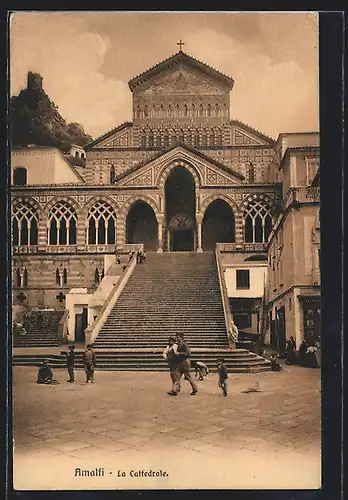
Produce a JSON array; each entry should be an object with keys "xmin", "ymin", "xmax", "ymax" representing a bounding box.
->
[{"xmin": 12, "ymin": 164, "xmax": 277, "ymax": 253}]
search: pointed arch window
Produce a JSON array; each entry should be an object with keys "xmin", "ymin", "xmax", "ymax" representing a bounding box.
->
[
  {"xmin": 13, "ymin": 203, "xmax": 38, "ymax": 246},
  {"xmin": 176, "ymin": 104, "xmax": 180, "ymax": 117},
  {"xmin": 215, "ymin": 103, "xmax": 220, "ymax": 116},
  {"xmin": 23, "ymin": 268, "xmax": 28, "ymax": 288},
  {"xmin": 63, "ymin": 268, "xmax": 67, "ymax": 285},
  {"xmin": 207, "ymin": 104, "xmax": 212, "ymax": 117},
  {"xmin": 179, "ymin": 129, "xmax": 185, "ymax": 143},
  {"xmin": 48, "ymin": 202, "xmax": 77, "ymax": 245},
  {"xmin": 144, "ymin": 105, "xmax": 148, "ymax": 118},
  {"xmin": 183, "ymin": 104, "xmax": 188, "ymax": 117},
  {"xmin": 94, "ymin": 268, "xmax": 100, "ymax": 285},
  {"xmin": 243, "ymin": 199, "xmax": 273, "ymax": 243},
  {"xmin": 191, "ymin": 104, "xmax": 196, "ymax": 117},
  {"xmin": 87, "ymin": 201, "xmax": 117, "ymax": 245},
  {"xmin": 199, "ymin": 104, "xmax": 204, "ymax": 117},
  {"xmin": 56, "ymin": 268, "xmax": 60, "ymax": 285},
  {"xmin": 136, "ymin": 106, "xmax": 141, "ymax": 119},
  {"xmin": 167, "ymin": 105, "xmax": 173, "ymax": 117},
  {"xmin": 110, "ymin": 165, "xmax": 116, "ymax": 184},
  {"xmin": 159, "ymin": 104, "xmax": 164, "ymax": 117},
  {"xmin": 15, "ymin": 269, "xmax": 21, "ymax": 287},
  {"xmin": 248, "ymin": 162, "xmax": 255, "ymax": 183}
]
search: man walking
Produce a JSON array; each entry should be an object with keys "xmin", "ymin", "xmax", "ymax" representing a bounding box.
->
[
  {"xmin": 66, "ymin": 344, "xmax": 75, "ymax": 383},
  {"xmin": 168, "ymin": 333, "xmax": 198, "ymax": 396},
  {"xmin": 163, "ymin": 336, "xmax": 181, "ymax": 394},
  {"xmin": 83, "ymin": 344, "xmax": 96, "ymax": 383}
]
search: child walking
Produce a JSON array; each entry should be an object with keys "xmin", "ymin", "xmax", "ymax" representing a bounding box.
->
[{"xmin": 217, "ymin": 358, "xmax": 228, "ymax": 396}]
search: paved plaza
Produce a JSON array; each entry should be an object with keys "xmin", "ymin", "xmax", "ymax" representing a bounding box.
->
[{"xmin": 12, "ymin": 364, "xmax": 321, "ymax": 490}]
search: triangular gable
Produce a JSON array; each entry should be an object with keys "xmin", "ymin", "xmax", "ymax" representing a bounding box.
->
[
  {"xmin": 231, "ymin": 120, "xmax": 275, "ymax": 147},
  {"xmin": 85, "ymin": 122, "xmax": 133, "ymax": 149},
  {"xmin": 129, "ymin": 51, "xmax": 234, "ymax": 92},
  {"xmin": 116, "ymin": 145, "xmax": 244, "ymax": 188}
]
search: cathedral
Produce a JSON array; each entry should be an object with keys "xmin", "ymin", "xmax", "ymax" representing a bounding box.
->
[{"xmin": 11, "ymin": 47, "xmax": 320, "ymax": 353}]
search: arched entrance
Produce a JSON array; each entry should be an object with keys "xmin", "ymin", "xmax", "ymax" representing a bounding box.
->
[
  {"xmin": 126, "ymin": 201, "xmax": 158, "ymax": 251},
  {"xmin": 164, "ymin": 166, "xmax": 196, "ymax": 251},
  {"xmin": 202, "ymin": 199, "xmax": 235, "ymax": 250}
]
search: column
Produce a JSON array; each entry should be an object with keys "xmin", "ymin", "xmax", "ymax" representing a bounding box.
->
[
  {"xmin": 234, "ymin": 211, "xmax": 244, "ymax": 248},
  {"xmin": 157, "ymin": 222, "xmax": 163, "ymax": 253},
  {"xmin": 167, "ymin": 229, "xmax": 171, "ymax": 252},
  {"xmin": 197, "ymin": 222, "xmax": 203, "ymax": 253}
]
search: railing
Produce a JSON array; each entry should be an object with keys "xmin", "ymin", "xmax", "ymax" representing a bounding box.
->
[
  {"xmin": 285, "ymin": 187, "xmax": 320, "ymax": 210},
  {"xmin": 216, "ymin": 242, "xmax": 267, "ymax": 252},
  {"xmin": 78, "ymin": 244, "xmax": 117, "ymax": 253},
  {"xmin": 13, "ymin": 243, "xmax": 145, "ymax": 255},
  {"xmin": 13, "ymin": 245, "xmax": 39, "ymax": 253},
  {"xmin": 84, "ymin": 252, "xmax": 138, "ymax": 346},
  {"xmin": 121, "ymin": 243, "xmax": 144, "ymax": 253},
  {"xmin": 40, "ymin": 245, "xmax": 78, "ymax": 253},
  {"xmin": 215, "ymin": 249, "xmax": 235, "ymax": 349}
]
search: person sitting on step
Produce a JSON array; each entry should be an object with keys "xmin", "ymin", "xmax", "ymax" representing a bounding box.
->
[{"xmin": 36, "ymin": 360, "xmax": 58, "ymax": 384}]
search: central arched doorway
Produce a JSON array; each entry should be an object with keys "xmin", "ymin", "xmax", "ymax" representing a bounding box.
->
[
  {"xmin": 126, "ymin": 201, "xmax": 158, "ymax": 251},
  {"xmin": 202, "ymin": 199, "xmax": 235, "ymax": 250},
  {"xmin": 164, "ymin": 166, "xmax": 196, "ymax": 251}
]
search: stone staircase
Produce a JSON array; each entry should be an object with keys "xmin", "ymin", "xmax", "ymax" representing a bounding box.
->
[
  {"xmin": 93, "ymin": 252, "xmax": 229, "ymax": 349},
  {"xmin": 13, "ymin": 310, "xmax": 64, "ymax": 347},
  {"xmin": 12, "ymin": 253, "xmax": 271, "ymax": 372},
  {"xmin": 12, "ymin": 349, "xmax": 271, "ymax": 373}
]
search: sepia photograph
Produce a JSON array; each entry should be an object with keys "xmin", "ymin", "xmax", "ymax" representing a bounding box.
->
[{"xmin": 9, "ymin": 11, "xmax": 321, "ymax": 491}]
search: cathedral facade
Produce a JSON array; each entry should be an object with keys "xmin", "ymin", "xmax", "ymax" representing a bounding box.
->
[{"xmin": 12, "ymin": 50, "xmax": 286, "ymax": 323}]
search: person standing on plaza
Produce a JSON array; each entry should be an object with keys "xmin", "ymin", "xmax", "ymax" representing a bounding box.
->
[
  {"xmin": 168, "ymin": 333, "xmax": 198, "ymax": 396},
  {"xmin": 163, "ymin": 336, "xmax": 181, "ymax": 394},
  {"xmin": 83, "ymin": 344, "xmax": 96, "ymax": 383},
  {"xmin": 285, "ymin": 336, "xmax": 296, "ymax": 365},
  {"xmin": 217, "ymin": 358, "xmax": 228, "ymax": 396},
  {"xmin": 66, "ymin": 344, "xmax": 75, "ymax": 383},
  {"xmin": 299, "ymin": 339, "xmax": 308, "ymax": 366}
]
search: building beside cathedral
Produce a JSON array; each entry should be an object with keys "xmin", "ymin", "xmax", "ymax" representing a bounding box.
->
[{"xmin": 11, "ymin": 49, "xmax": 320, "ymax": 350}]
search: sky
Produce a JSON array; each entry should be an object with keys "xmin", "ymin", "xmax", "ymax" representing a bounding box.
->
[{"xmin": 9, "ymin": 11, "xmax": 319, "ymax": 140}]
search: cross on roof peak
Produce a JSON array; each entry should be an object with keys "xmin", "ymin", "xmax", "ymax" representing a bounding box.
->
[{"xmin": 177, "ymin": 39, "xmax": 185, "ymax": 52}]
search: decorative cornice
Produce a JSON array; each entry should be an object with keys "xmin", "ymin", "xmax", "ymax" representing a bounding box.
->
[{"xmin": 128, "ymin": 51, "xmax": 234, "ymax": 91}]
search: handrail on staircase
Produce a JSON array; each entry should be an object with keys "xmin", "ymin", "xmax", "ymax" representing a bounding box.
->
[
  {"xmin": 84, "ymin": 251, "xmax": 138, "ymax": 346},
  {"xmin": 215, "ymin": 247, "xmax": 235, "ymax": 349}
]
